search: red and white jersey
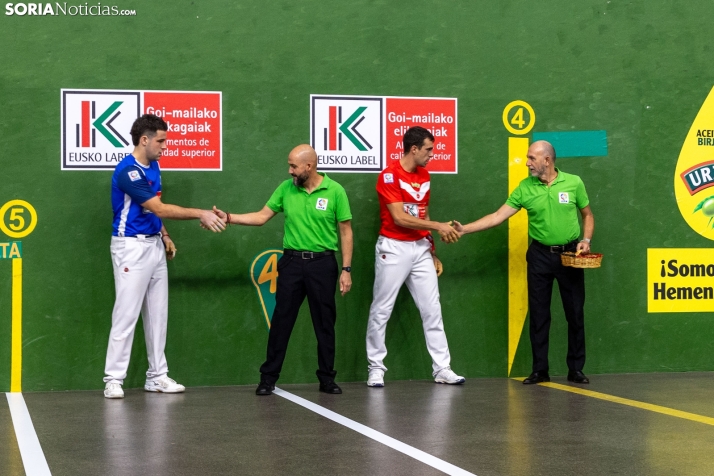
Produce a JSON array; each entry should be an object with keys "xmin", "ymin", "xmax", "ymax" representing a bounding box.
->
[{"xmin": 376, "ymin": 161, "xmax": 431, "ymax": 241}]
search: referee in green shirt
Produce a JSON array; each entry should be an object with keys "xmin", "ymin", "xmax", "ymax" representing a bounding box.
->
[
  {"xmin": 214, "ymin": 144, "xmax": 353, "ymax": 395},
  {"xmin": 455, "ymin": 140, "xmax": 594, "ymax": 384}
]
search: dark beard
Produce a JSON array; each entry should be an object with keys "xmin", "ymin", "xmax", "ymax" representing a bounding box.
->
[{"xmin": 293, "ymin": 173, "xmax": 309, "ymax": 187}]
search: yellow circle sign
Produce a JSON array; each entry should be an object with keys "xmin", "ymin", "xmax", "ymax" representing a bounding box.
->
[
  {"xmin": 502, "ymin": 100, "xmax": 536, "ymax": 135},
  {"xmin": 0, "ymin": 200, "xmax": 38, "ymax": 238}
]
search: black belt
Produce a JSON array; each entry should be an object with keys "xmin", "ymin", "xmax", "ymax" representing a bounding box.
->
[
  {"xmin": 124, "ymin": 233, "xmax": 161, "ymax": 238},
  {"xmin": 532, "ymin": 240, "xmax": 578, "ymax": 254},
  {"xmin": 284, "ymin": 249, "xmax": 335, "ymax": 259}
]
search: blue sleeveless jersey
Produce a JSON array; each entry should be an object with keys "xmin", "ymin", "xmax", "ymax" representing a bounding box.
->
[{"xmin": 111, "ymin": 155, "xmax": 163, "ymax": 236}]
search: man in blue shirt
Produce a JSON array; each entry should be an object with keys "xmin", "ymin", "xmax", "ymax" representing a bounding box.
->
[{"xmin": 104, "ymin": 114, "xmax": 226, "ymax": 399}]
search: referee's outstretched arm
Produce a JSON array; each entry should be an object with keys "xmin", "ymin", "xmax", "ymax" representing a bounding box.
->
[
  {"xmin": 212, "ymin": 205, "xmax": 277, "ymax": 227},
  {"xmin": 454, "ymin": 204, "xmax": 519, "ymax": 236}
]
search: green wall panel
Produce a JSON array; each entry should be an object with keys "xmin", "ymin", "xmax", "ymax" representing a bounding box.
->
[{"xmin": 2, "ymin": 0, "xmax": 714, "ymax": 391}]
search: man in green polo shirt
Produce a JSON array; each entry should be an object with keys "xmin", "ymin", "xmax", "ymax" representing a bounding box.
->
[
  {"xmin": 213, "ymin": 144, "xmax": 353, "ymax": 395},
  {"xmin": 454, "ymin": 140, "xmax": 595, "ymax": 384}
]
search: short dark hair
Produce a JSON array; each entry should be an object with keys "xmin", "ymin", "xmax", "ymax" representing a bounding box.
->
[
  {"xmin": 130, "ymin": 114, "xmax": 168, "ymax": 146},
  {"xmin": 403, "ymin": 126, "xmax": 435, "ymax": 153}
]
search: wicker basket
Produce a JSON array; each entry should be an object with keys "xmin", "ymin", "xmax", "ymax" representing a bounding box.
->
[{"xmin": 560, "ymin": 252, "xmax": 603, "ymax": 269}]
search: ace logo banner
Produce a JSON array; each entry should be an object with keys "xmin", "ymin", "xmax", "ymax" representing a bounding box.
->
[{"xmin": 674, "ymin": 85, "xmax": 714, "ymax": 238}]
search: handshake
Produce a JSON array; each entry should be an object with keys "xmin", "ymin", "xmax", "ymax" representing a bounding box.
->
[
  {"xmin": 437, "ymin": 220, "xmax": 465, "ymax": 244},
  {"xmin": 198, "ymin": 206, "xmax": 229, "ymax": 232}
]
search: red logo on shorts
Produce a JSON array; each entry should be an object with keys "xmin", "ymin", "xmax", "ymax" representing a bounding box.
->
[
  {"xmin": 381, "ymin": 255, "xmax": 386, "ymax": 259},
  {"xmin": 124, "ymin": 268, "xmax": 129, "ymax": 272}
]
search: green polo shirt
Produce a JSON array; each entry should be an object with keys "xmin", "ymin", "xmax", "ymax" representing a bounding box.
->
[
  {"xmin": 266, "ymin": 173, "xmax": 352, "ymax": 251},
  {"xmin": 505, "ymin": 168, "xmax": 589, "ymax": 246}
]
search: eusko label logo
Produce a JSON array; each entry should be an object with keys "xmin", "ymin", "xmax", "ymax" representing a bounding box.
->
[
  {"xmin": 311, "ymin": 94, "xmax": 458, "ymax": 174},
  {"xmin": 62, "ymin": 90, "xmax": 140, "ymax": 169},
  {"xmin": 5, "ymin": 3, "xmax": 136, "ymax": 16},
  {"xmin": 62, "ymin": 88, "xmax": 223, "ymax": 171},
  {"xmin": 311, "ymin": 95, "xmax": 383, "ymax": 173}
]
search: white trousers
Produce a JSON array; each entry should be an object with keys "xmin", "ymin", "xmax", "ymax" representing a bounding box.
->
[
  {"xmin": 366, "ymin": 236, "xmax": 452, "ymax": 375},
  {"xmin": 104, "ymin": 236, "xmax": 169, "ymax": 384}
]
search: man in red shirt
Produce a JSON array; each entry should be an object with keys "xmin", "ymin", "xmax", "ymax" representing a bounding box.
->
[{"xmin": 366, "ymin": 126, "xmax": 465, "ymax": 387}]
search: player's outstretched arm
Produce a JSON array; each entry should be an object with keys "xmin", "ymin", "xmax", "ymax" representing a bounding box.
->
[
  {"xmin": 386, "ymin": 202, "xmax": 459, "ymax": 243},
  {"xmin": 455, "ymin": 204, "xmax": 519, "ymax": 236},
  {"xmin": 141, "ymin": 196, "xmax": 225, "ymax": 233},
  {"xmin": 213, "ymin": 205, "xmax": 276, "ymax": 227}
]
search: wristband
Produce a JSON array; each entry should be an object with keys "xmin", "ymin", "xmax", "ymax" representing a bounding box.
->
[
  {"xmin": 580, "ymin": 238, "xmax": 591, "ymax": 244},
  {"xmin": 342, "ymin": 266, "xmax": 352, "ymax": 272},
  {"xmin": 162, "ymin": 233, "xmax": 170, "ymax": 239}
]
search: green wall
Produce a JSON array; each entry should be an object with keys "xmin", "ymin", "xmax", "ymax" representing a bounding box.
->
[{"xmin": 1, "ymin": 0, "xmax": 714, "ymax": 391}]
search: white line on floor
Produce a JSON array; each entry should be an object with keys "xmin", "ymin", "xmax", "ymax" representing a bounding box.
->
[
  {"xmin": 6, "ymin": 393, "xmax": 52, "ymax": 476},
  {"xmin": 274, "ymin": 387, "xmax": 476, "ymax": 476}
]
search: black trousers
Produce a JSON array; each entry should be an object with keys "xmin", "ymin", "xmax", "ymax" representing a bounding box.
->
[
  {"xmin": 526, "ymin": 241, "xmax": 586, "ymax": 373},
  {"xmin": 259, "ymin": 252, "xmax": 338, "ymax": 385}
]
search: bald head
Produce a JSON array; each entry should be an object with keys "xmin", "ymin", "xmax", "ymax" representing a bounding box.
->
[
  {"xmin": 526, "ymin": 140, "xmax": 557, "ymax": 181},
  {"xmin": 530, "ymin": 140, "xmax": 556, "ymax": 162},
  {"xmin": 289, "ymin": 144, "xmax": 317, "ymax": 167},
  {"xmin": 288, "ymin": 144, "xmax": 319, "ymax": 188}
]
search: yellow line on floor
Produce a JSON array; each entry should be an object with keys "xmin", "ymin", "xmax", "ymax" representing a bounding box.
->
[{"xmin": 512, "ymin": 377, "xmax": 714, "ymax": 427}]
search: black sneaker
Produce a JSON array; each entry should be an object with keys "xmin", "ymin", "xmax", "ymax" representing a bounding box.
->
[
  {"xmin": 256, "ymin": 381, "xmax": 275, "ymax": 396},
  {"xmin": 319, "ymin": 381, "xmax": 342, "ymax": 394}
]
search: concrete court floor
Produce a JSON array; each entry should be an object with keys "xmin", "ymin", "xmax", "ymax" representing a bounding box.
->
[{"xmin": 3, "ymin": 372, "xmax": 714, "ymax": 476}]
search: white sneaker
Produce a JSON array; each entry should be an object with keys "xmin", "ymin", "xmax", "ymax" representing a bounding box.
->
[
  {"xmin": 434, "ymin": 367, "xmax": 465, "ymax": 385},
  {"xmin": 144, "ymin": 376, "xmax": 185, "ymax": 393},
  {"xmin": 104, "ymin": 382, "xmax": 124, "ymax": 399},
  {"xmin": 367, "ymin": 369, "xmax": 385, "ymax": 387}
]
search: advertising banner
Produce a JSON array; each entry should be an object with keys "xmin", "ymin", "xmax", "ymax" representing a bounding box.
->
[
  {"xmin": 647, "ymin": 248, "xmax": 714, "ymax": 312},
  {"xmin": 61, "ymin": 89, "xmax": 222, "ymax": 171},
  {"xmin": 311, "ymin": 94, "xmax": 457, "ymax": 174}
]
